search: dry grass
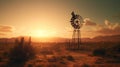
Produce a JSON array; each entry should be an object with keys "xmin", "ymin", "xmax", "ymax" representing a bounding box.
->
[{"xmin": 0, "ymin": 39, "xmax": 120, "ymax": 67}]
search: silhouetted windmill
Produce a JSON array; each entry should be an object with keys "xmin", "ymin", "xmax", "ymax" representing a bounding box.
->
[{"xmin": 70, "ymin": 11, "xmax": 84, "ymax": 49}]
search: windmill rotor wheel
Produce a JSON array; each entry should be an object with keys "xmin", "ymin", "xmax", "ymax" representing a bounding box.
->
[{"xmin": 71, "ymin": 15, "xmax": 84, "ymax": 29}]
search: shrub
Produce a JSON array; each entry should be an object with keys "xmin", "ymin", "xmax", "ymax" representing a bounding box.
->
[
  {"xmin": 66, "ymin": 55, "xmax": 75, "ymax": 61},
  {"xmin": 93, "ymin": 48, "xmax": 106, "ymax": 56},
  {"xmin": 27, "ymin": 64, "xmax": 34, "ymax": 67},
  {"xmin": 9, "ymin": 37, "xmax": 36, "ymax": 63},
  {"xmin": 81, "ymin": 63, "xmax": 90, "ymax": 67},
  {"xmin": 112, "ymin": 44, "xmax": 120, "ymax": 53},
  {"xmin": 0, "ymin": 57, "xmax": 2, "ymax": 62},
  {"xmin": 47, "ymin": 56, "xmax": 58, "ymax": 62}
]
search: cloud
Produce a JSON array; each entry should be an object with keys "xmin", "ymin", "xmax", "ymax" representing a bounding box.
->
[
  {"xmin": 0, "ymin": 25, "xmax": 14, "ymax": 32},
  {"xmin": 83, "ymin": 18, "xmax": 96, "ymax": 26},
  {"xmin": 0, "ymin": 25, "xmax": 15, "ymax": 36},
  {"xmin": 95, "ymin": 20, "xmax": 120, "ymax": 35},
  {"xmin": 104, "ymin": 20, "xmax": 119, "ymax": 30}
]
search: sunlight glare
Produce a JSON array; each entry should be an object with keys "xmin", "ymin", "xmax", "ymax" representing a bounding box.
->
[{"xmin": 30, "ymin": 30, "xmax": 56, "ymax": 37}]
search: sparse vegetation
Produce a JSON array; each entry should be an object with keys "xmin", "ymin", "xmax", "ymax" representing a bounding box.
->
[
  {"xmin": 93, "ymin": 48, "xmax": 106, "ymax": 56},
  {"xmin": 8, "ymin": 37, "xmax": 36, "ymax": 63},
  {"xmin": 81, "ymin": 63, "xmax": 90, "ymax": 67},
  {"xmin": 0, "ymin": 37, "xmax": 120, "ymax": 67},
  {"xmin": 66, "ymin": 55, "xmax": 75, "ymax": 61}
]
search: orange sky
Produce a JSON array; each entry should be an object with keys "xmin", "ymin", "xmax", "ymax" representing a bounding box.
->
[{"xmin": 0, "ymin": 0, "xmax": 120, "ymax": 38}]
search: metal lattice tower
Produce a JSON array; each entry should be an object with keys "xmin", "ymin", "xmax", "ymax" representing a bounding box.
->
[{"xmin": 70, "ymin": 11, "xmax": 84, "ymax": 49}]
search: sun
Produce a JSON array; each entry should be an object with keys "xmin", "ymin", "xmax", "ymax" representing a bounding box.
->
[
  {"xmin": 30, "ymin": 30, "xmax": 56, "ymax": 38},
  {"xmin": 31, "ymin": 30, "xmax": 49, "ymax": 37}
]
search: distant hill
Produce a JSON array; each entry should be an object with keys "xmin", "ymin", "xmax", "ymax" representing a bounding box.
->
[
  {"xmin": 17, "ymin": 35, "xmax": 120, "ymax": 42},
  {"xmin": 92, "ymin": 35, "xmax": 120, "ymax": 42},
  {"xmin": 0, "ymin": 35, "xmax": 120, "ymax": 43}
]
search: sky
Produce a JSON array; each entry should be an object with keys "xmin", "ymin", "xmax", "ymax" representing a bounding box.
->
[{"xmin": 0, "ymin": 0, "xmax": 120, "ymax": 38}]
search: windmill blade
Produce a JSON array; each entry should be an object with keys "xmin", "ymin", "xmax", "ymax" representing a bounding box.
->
[{"xmin": 79, "ymin": 15, "xmax": 84, "ymax": 22}]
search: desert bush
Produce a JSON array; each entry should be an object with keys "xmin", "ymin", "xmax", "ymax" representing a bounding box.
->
[
  {"xmin": 93, "ymin": 48, "xmax": 106, "ymax": 56},
  {"xmin": 95, "ymin": 58, "xmax": 105, "ymax": 64},
  {"xmin": 81, "ymin": 63, "xmax": 90, "ymax": 67},
  {"xmin": 105, "ymin": 44, "xmax": 120, "ymax": 59},
  {"xmin": 47, "ymin": 56, "xmax": 58, "ymax": 62},
  {"xmin": 27, "ymin": 64, "xmax": 34, "ymax": 67},
  {"xmin": 8, "ymin": 37, "xmax": 36, "ymax": 63},
  {"xmin": 3, "ymin": 51, "xmax": 8, "ymax": 57},
  {"xmin": 112, "ymin": 44, "xmax": 120, "ymax": 53},
  {"xmin": 0, "ymin": 57, "xmax": 2, "ymax": 62},
  {"xmin": 66, "ymin": 55, "xmax": 75, "ymax": 61},
  {"xmin": 59, "ymin": 61, "xmax": 66, "ymax": 64}
]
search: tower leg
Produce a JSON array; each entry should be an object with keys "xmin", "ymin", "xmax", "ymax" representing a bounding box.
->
[
  {"xmin": 77, "ymin": 29, "xmax": 80, "ymax": 49},
  {"xmin": 72, "ymin": 29, "xmax": 76, "ymax": 43},
  {"xmin": 72, "ymin": 29, "xmax": 76, "ymax": 49},
  {"xmin": 71, "ymin": 29, "xmax": 81, "ymax": 50}
]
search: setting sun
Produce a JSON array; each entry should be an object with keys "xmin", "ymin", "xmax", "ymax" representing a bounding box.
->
[{"xmin": 30, "ymin": 30, "xmax": 56, "ymax": 38}]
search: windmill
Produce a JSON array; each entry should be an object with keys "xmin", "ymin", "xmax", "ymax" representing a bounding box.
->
[{"xmin": 70, "ymin": 11, "xmax": 84, "ymax": 49}]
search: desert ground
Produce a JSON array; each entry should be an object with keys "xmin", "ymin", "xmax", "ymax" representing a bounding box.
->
[{"xmin": 0, "ymin": 38, "xmax": 120, "ymax": 67}]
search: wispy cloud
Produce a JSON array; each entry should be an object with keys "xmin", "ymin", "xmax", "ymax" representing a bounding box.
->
[
  {"xmin": 95, "ymin": 20, "xmax": 120, "ymax": 35},
  {"xmin": 0, "ymin": 25, "xmax": 15, "ymax": 36},
  {"xmin": 0, "ymin": 25, "xmax": 14, "ymax": 32},
  {"xmin": 83, "ymin": 18, "xmax": 96, "ymax": 26}
]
